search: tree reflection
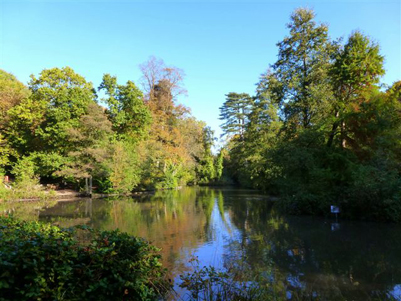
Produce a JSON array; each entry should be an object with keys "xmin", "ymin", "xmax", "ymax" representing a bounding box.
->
[
  {"xmin": 0, "ymin": 199, "xmax": 58, "ymax": 221},
  {"xmin": 225, "ymin": 196, "xmax": 401, "ymax": 300},
  {"xmin": 5, "ymin": 187, "xmax": 401, "ymax": 300},
  {"xmin": 36, "ymin": 187, "xmax": 220, "ymax": 280}
]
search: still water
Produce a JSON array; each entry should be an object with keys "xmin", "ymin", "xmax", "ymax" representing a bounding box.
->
[{"xmin": 3, "ymin": 187, "xmax": 401, "ymax": 300}]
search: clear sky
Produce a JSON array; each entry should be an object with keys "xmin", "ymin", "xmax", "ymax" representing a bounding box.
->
[{"xmin": 1, "ymin": 0, "xmax": 400, "ymax": 139}]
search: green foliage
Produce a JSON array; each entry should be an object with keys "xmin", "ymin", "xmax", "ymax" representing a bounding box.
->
[
  {"xmin": 11, "ymin": 155, "xmax": 37, "ymax": 185},
  {"xmin": 0, "ymin": 71, "xmax": 30, "ymax": 174},
  {"xmin": 29, "ymin": 67, "xmax": 96, "ymax": 150},
  {"xmin": 4, "ymin": 67, "xmax": 98, "ymax": 179},
  {"xmin": 219, "ymin": 93, "xmax": 253, "ymax": 139},
  {"xmin": 57, "ymin": 102, "xmax": 113, "ymax": 180},
  {"xmin": 107, "ymin": 141, "xmax": 141, "ymax": 193},
  {"xmin": 331, "ymin": 31, "xmax": 384, "ymax": 94},
  {"xmin": 0, "ymin": 156, "xmax": 53, "ymax": 201},
  {"xmin": 195, "ymin": 127, "xmax": 217, "ymax": 183},
  {"xmin": 1, "ymin": 58, "xmax": 215, "ymax": 197},
  {"xmin": 273, "ymin": 8, "xmax": 334, "ymax": 130},
  {"xmin": 0, "ymin": 69, "xmax": 30, "ymax": 123},
  {"xmin": 99, "ymin": 74, "xmax": 152, "ymax": 142},
  {"xmin": 196, "ymin": 156, "xmax": 215, "ymax": 184},
  {"xmin": 5, "ymin": 97, "xmax": 47, "ymax": 155},
  {"xmin": 31, "ymin": 151, "xmax": 66, "ymax": 178},
  {"xmin": 0, "ymin": 133, "xmax": 13, "ymax": 174},
  {"xmin": 222, "ymin": 8, "xmax": 401, "ymax": 222},
  {"xmin": 155, "ymin": 161, "xmax": 183, "ymax": 189},
  {"xmin": 214, "ymin": 150, "xmax": 224, "ymax": 181},
  {"xmin": 0, "ymin": 216, "xmax": 170, "ymax": 300}
]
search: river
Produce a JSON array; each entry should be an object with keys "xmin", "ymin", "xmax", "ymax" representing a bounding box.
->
[{"xmin": 2, "ymin": 187, "xmax": 401, "ymax": 300}]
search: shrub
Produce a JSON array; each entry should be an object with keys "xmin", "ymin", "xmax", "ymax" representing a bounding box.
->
[
  {"xmin": 11, "ymin": 156, "xmax": 37, "ymax": 185},
  {"xmin": 0, "ymin": 216, "xmax": 170, "ymax": 300}
]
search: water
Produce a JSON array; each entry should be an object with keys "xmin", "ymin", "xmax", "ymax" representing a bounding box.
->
[{"xmin": 3, "ymin": 187, "xmax": 401, "ymax": 300}]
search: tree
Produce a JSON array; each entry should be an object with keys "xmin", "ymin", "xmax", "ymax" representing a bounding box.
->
[
  {"xmin": 214, "ymin": 149, "xmax": 225, "ymax": 181},
  {"xmin": 29, "ymin": 67, "xmax": 96, "ymax": 149},
  {"xmin": 139, "ymin": 56, "xmax": 187, "ymax": 102},
  {"xmin": 99, "ymin": 74, "xmax": 152, "ymax": 142},
  {"xmin": 0, "ymin": 70, "xmax": 30, "ymax": 127},
  {"xmin": 219, "ymin": 92, "xmax": 253, "ymax": 139},
  {"xmin": 220, "ymin": 8, "xmax": 401, "ymax": 221},
  {"xmin": 0, "ymin": 70, "xmax": 30, "ymax": 173},
  {"xmin": 6, "ymin": 67, "xmax": 96, "ymax": 156},
  {"xmin": 137, "ymin": 57, "xmax": 202, "ymax": 189},
  {"xmin": 195, "ymin": 126, "xmax": 216, "ymax": 183},
  {"xmin": 56, "ymin": 102, "xmax": 113, "ymax": 183},
  {"xmin": 6, "ymin": 97, "xmax": 48, "ymax": 155},
  {"xmin": 328, "ymin": 31, "xmax": 385, "ymax": 148},
  {"xmin": 107, "ymin": 141, "xmax": 141, "ymax": 193},
  {"xmin": 0, "ymin": 133, "xmax": 14, "ymax": 175},
  {"xmin": 240, "ymin": 77, "xmax": 282, "ymax": 189},
  {"xmin": 273, "ymin": 8, "xmax": 334, "ymax": 130}
]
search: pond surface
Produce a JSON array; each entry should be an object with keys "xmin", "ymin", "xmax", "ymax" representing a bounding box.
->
[{"xmin": 3, "ymin": 187, "xmax": 401, "ymax": 300}]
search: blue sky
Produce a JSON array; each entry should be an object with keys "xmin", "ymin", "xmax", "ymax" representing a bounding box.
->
[{"xmin": 1, "ymin": 0, "xmax": 400, "ymax": 139}]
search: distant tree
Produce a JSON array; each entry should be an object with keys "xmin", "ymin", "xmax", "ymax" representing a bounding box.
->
[
  {"xmin": 107, "ymin": 141, "xmax": 141, "ymax": 193},
  {"xmin": 214, "ymin": 149, "xmax": 225, "ymax": 181},
  {"xmin": 0, "ymin": 70, "xmax": 30, "ymax": 173},
  {"xmin": 29, "ymin": 67, "xmax": 96, "ymax": 149},
  {"xmin": 0, "ymin": 70, "xmax": 30, "ymax": 126},
  {"xmin": 99, "ymin": 74, "xmax": 152, "ymax": 142},
  {"xmin": 195, "ymin": 126, "xmax": 216, "ymax": 183},
  {"xmin": 139, "ymin": 56, "xmax": 187, "ymax": 102},
  {"xmin": 178, "ymin": 118, "xmax": 206, "ymax": 162},
  {"xmin": 56, "ymin": 102, "xmax": 113, "ymax": 182},
  {"xmin": 137, "ymin": 57, "xmax": 195, "ymax": 189},
  {"xmin": 6, "ymin": 97, "xmax": 48, "ymax": 155},
  {"xmin": 219, "ymin": 92, "xmax": 253, "ymax": 139},
  {"xmin": 0, "ymin": 133, "xmax": 13, "ymax": 174},
  {"xmin": 6, "ymin": 67, "xmax": 96, "ymax": 156}
]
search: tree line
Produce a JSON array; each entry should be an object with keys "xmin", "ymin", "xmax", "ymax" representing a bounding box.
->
[
  {"xmin": 219, "ymin": 8, "xmax": 401, "ymax": 222},
  {"xmin": 0, "ymin": 56, "xmax": 222, "ymax": 196}
]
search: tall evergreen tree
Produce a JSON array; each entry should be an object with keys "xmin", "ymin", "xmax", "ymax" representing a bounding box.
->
[
  {"xmin": 219, "ymin": 92, "xmax": 253, "ymax": 139},
  {"xmin": 273, "ymin": 8, "xmax": 334, "ymax": 130}
]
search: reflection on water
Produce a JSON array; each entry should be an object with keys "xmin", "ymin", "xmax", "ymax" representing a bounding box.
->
[{"xmin": 3, "ymin": 187, "xmax": 401, "ymax": 300}]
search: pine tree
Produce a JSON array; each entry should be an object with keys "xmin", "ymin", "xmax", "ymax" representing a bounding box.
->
[
  {"xmin": 273, "ymin": 8, "xmax": 334, "ymax": 130},
  {"xmin": 219, "ymin": 92, "xmax": 253, "ymax": 139}
]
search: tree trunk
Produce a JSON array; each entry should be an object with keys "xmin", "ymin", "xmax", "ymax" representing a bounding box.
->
[
  {"xmin": 327, "ymin": 110, "xmax": 339, "ymax": 147},
  {"xmin": 85, "ymin": 177, "xmax": 89, "ymax": 195},
  {"xmin": 89, "ymin": 176, "xmax": 93, "ymax": 196}
]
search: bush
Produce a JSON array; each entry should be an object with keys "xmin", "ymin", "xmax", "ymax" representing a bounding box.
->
[
  {"xmin": 1, "ymin": 155, "xmax": 51, "ymax": 201},
  {"xmin": 155, "ymin": 161, "xmax": 182, "ymax": 190},
  {"xmin": 11, "ymin": 156, "xmax": 37, "ymax": 185},
  {"xmin": 0, "ymin": 216, "xmax": 170, "ymax": 300}
]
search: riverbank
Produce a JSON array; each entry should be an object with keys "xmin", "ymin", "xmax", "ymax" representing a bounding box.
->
[{"xmin": 0, "ymin": 188, "xmax": 154, "ymax": 202}]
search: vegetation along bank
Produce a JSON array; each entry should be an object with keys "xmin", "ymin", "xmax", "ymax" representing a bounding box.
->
[{"xmin": 219, "ymin": 8, "xmax": 401, "ymax": 222}]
